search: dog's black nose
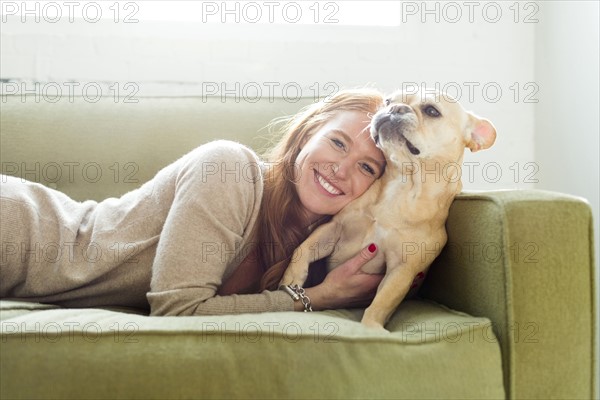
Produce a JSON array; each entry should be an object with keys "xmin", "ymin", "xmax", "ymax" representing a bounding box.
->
[{"xmin": 389, "ymin": 104, "xmax": 412, "ymax": 115}]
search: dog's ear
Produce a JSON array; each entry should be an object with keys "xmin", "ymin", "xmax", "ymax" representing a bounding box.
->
[{"xmin": 466, "ymin": 114, "xmax": 496, "ymax": 152}]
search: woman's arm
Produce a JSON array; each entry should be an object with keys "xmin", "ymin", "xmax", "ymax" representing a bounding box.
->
[
  {"xmin": 146, "ymin": 140, "xmax": 383, "ymax": 316},
  {"xmin": 302, "ymin": 244, "xmax": 383, "ymax": 311},
  {"xmin": 146, "ymin": 141, "xmax": 294, "ymax": 316}
]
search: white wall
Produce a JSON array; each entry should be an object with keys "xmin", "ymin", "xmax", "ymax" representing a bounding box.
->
[
  {"xmin": 535, "ymin": 1, "xmax": 599, "ymax": 257},
  {"xmin": 534, "ymin": 1, "xmax": 599, "ymax": 389},
  {"xmin": 1, "ymin": 0, "xmax": 538, "ymax": 191}
]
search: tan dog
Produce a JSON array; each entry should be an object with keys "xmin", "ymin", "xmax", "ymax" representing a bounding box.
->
[{"xmin": 280, "ymin": 89, "xmax": 497, "ymax": 329}]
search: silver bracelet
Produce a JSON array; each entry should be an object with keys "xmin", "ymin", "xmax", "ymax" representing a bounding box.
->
[{"xmin": 279, "ymin": 284, "xmax": 313, "ymax": 312}]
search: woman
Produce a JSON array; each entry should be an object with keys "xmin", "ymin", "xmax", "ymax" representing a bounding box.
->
[{"xmin": 0, "ymin": 89, "xmax": 386, "ymax": 315}]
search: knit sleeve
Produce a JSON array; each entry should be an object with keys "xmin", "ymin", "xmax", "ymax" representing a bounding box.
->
[{"xmin": 146, "ymin": 140, "xmax": 294, "ymax": 316}]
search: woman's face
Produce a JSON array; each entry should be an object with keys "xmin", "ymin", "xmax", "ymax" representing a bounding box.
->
[{"xmin": 294, "ymin": 110, "xmax": 386, "ymax": 223}]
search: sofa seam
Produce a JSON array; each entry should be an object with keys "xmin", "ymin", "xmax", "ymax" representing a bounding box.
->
[
  {"xmin": 451, "ymin": 193, "xmax": 516, "ymax": 399},
  {"xmin": 588, "ymin": 208, "xmax": 598, "ymax": 400},
  {"xmin": 0, "ymin": 321, "xmax": 497, "ymax": 346}
]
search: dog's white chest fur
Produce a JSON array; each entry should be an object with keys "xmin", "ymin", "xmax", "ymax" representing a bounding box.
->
[
  {"xmin": 326, "ymin": 209, "xmax": 388, "ymax": 274},
  {"xmin": 325, "ymin": 177, "xmax": 430, "ymax": 275}
]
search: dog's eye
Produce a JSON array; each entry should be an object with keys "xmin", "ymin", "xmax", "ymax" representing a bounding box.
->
[
  {"xmin": 384, "ymin": 98, "xmax": 391, "ymax": 106},
  {"xmin": 423, "ymin": 105, "xmax": 441, "ymax": 118}
]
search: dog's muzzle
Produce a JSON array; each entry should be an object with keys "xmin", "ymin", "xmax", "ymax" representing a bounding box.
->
[{"xmin": 371, "ymin": 105, "xmax": 421, "ymax": 155}]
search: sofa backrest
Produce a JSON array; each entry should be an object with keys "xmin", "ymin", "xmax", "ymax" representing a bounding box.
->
[{"xmin": 1, "ymin": 95, "xmax": 313, "ymax": 201}]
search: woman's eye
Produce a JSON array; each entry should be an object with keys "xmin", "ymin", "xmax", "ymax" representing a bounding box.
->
[
  {"xmin": 385, "ymin": 98, "xmax": 391, "ymax": 106},
  {"xmin": 424, "ymin": 105, "xmax": 441, "ymax": 117},
  {"xmin": 362, "ymin": 163, "xmax": 376, "ymax": 175},
  {"xmin": 331, "ymin": 138, "xmax": 346, "ymax": 150}
]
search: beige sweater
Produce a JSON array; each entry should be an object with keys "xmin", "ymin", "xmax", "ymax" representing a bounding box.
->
[{"xmin": 0, "ymin": 140, "xmax": 294, "ymax": 315}]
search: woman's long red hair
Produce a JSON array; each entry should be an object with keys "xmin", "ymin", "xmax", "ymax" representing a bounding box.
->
[{"xmin": 239, "ymin": 89, "xmax": 384, "ymax": 293}]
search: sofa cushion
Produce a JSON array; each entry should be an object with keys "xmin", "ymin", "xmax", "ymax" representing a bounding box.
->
[
  {"xmin": 421, "ymin": 190, "xmax": 597, "ymax": 400},
  {"xmin": 0, "ymin": 96, "xmax": 315, "ymax": 202},
  {"xmin": 1, "ymin": 299, "xmax": 504, "ymax": 399}
]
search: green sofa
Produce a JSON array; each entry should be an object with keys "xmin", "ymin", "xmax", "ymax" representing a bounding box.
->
[{"xmin": 0, "ymin": 95, "xmax": 596, "ymax": 400}]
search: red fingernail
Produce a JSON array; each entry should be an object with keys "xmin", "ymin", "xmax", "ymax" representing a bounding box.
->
[{"xmin": 368, "ymin": 243, "xmax": 377, "ymax": 253}]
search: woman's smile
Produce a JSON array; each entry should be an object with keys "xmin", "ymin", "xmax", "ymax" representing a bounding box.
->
[{"xmin": 314, "ymin": 170, "xmax": 344, "ymax": 197}]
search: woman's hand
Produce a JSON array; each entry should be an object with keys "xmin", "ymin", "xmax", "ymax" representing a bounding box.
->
[{"xmin": 303, "ymin": 243, "xmax": 384, "ymax": 311}]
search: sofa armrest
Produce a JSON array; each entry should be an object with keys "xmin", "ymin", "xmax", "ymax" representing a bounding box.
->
[{"xmin": 420, "ymin": 189, "xmax": 596, "ymax": 400}]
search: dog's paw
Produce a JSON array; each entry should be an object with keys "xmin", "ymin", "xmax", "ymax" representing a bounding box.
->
[
  {"xmin": 279, "ymin": 269, "xmax": 307, "ymax": 287},
  {"xmin": 360, "ymin": 318, "xmax": 388, "ymax": 332}
]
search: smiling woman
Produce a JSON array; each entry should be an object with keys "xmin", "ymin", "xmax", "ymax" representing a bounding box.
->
[
  {"xmin": 0, "ymin": 88, "xmax": 386, "ymax": 316},
  {"xmin": 294, "ymin": 111, "xmax": 386, "ymax": 221},
  {"xmin": 235, "ymin": 88, "xmax": 387, "ymax": 297}
]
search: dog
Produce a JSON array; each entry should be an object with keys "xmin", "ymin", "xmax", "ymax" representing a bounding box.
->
[{"xmin": 279, "ymin": 89, "xmax": 497, "ymax": 329}]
